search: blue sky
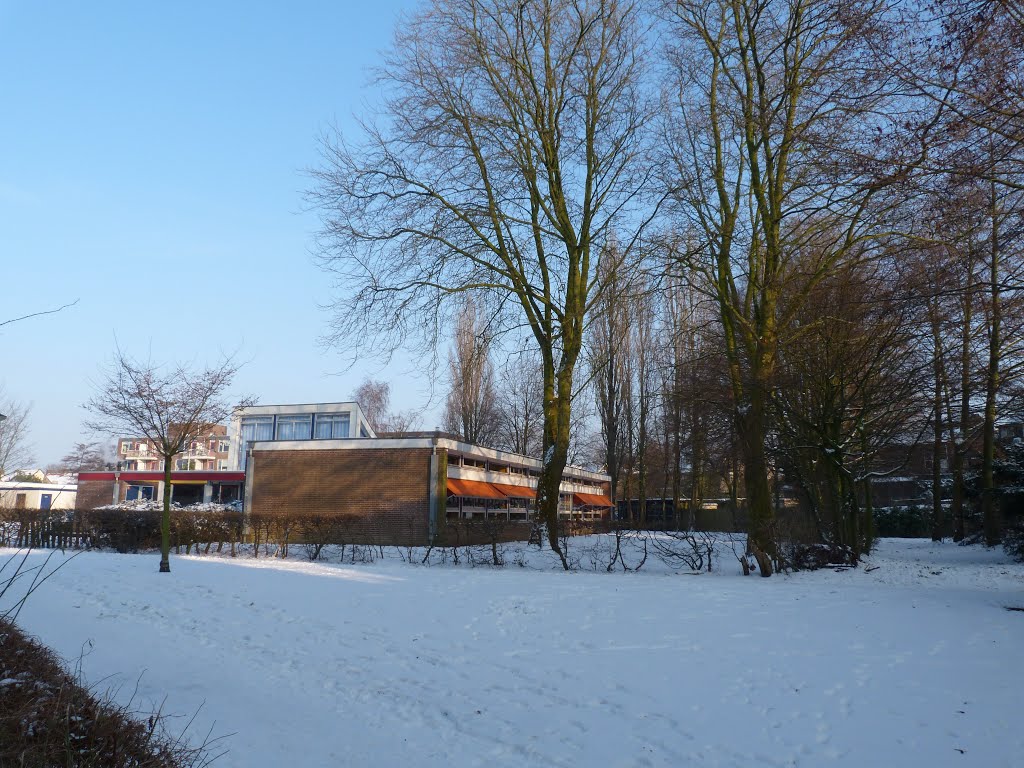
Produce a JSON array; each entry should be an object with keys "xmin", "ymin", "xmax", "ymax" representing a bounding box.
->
[{"xmin": 0, "ymin": 0, "xmax": 448, "ymax": 466}]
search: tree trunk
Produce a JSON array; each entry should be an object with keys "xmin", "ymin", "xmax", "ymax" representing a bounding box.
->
[
  {"xmin": 861, "ymin": 478, "xmax": 875, "ymax": 555},
  {"xmin": 160, "ymin": 457, "xmax": 172, "ymax": 573},
  {"xmin": 537, "ymin": 363, "xmax": 574, "ymax": 570},
  {"xmin": 737, "ymin": 386, "xmax": 775, "ymax": 576},
  {"xmin": 982, "ymin": 177, "xmax": 1002, "ymax": 547},
  {"xmin": 952, "ymin": 254, "xmax": 975, "ymax": 542},
  {"xmin": 637, "ymin": 371, "xmax": 648, "ymax": 529},
  {"xmin": 931, "ymin": 316, "xmax": 945, "ymax": 542}
]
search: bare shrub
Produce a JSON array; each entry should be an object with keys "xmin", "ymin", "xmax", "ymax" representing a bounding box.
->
[
  {"xmin": 604, "ymin": 524, "xmax": 648, "ymax": 572},
  {"xmin": 649, "ymin": 530, "xmax": 717, "ymax": 572},
  {"xmin": 301, "ymin": 514, "xmax": 336, "ymax": 561}
]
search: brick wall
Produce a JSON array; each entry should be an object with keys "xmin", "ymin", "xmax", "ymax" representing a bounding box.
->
[
  {"xmin": 249, "ymin": 447, "xmax": 433, "ymax": 546},
  {"xmin": 77, "ymin": 479, "xmax": 115, "ymax": 510}
]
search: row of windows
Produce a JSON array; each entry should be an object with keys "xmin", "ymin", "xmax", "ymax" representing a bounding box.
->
[
  {"xmin": 239, "ymin": 413, "xmax": 358, "ymax": 468},
  {"xmin": 241, "ymin": 413, "xmax": 352, "ymax": 443},
  {"xmin": 123, "ymin": 440, "xmax": 229, "ymax": 454},
  {"xmin": 175, "ymin": 459, "xmax": 229, "ymax": 470},
  {"xmin": 449, "ymin": 455, "xmax": 542, "ymax": 477}
]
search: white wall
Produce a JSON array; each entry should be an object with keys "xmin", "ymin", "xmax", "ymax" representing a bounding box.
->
[
  {"xmin": 0, "ymin": 482, "xmax": 78, "ymax": 510},
  {"xmin": 228, "ymin": 402, "xmax": 376, "ymax": 470}
]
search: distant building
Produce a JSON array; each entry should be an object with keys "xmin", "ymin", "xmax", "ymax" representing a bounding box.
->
[
  {"xmin": 116, "ymin": 424, "xmax": 230, "ymax": 472},
  {"xmin": 0, "ymin": 471, "xmax": 77, "ymax": 510}
]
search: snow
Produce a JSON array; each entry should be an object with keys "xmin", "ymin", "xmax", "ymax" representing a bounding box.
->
[
  {"xmin": 3, "ymin": 538, "xmax": 1023, "ymax": 768},
  {"xmin": 95, "ymin": 500, "xmax": 239, "ymax": 512}
]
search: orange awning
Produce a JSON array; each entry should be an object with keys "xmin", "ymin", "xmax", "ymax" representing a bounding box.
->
[
  {"xmin": 492, "ymin": 483, "xmax": 536, "ymax": 500},
  {"xmin": 572, "ymin": 492, "xmax": 614, "ymax": 508},
  {"xmin": 446, "ymin": 477, "xmax": 507, "ymax": 500}
]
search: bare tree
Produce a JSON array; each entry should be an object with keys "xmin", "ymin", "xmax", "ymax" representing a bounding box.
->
[
  {"xmin": 84, "ymin": 350, "xmax": 250, "ymax": 573},
  {"xmin": 774, "ymin": 257, "xmax": 930, "ymax": 557},
  {"xmin": 898, "ymin": 3, "xmax": 1024, "ymax": 544},
  {"xmin": 588, "ymin": 250, "xmax": 637, "ymax": 503},
  {"xmin": 493, "ymin": 351, "xmax": 544, "ymax": 457},
  {"xmin": 0, "ymin": 390, "xmax": 32, "ymax": 477},
  {"xmin": 51, "ymin": 441, "xmax": 108, "ymax": 475},
  {"xmin": 442, "ymin": 297, "xmax": 500, "ymax": 444},
  {"xmin": 352, "ymin": 378, "xmax": 392, "ymax": 434},
  {"xmin": 311, "ymin": 0, "xmax": 657, "ymax": 568},
  {"xmin": 352, "ymin": 378, "xmax": 422, "ymax": 434},
  {"xmin": 664, "ymin": 0, "xmax": 902, "ymax": 573}
]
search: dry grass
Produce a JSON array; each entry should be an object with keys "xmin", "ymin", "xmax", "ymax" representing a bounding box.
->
[{"xmin": 0, "ymin": 618, "xmax": 225, "ymax": 767}]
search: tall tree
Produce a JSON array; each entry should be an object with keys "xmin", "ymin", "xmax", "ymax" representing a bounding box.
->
[
  {"xmin": 588, "ymin": 248, "xmax": 639, "ymax": 502},
  {"xmin": 664, "ymin": 0, "xmax": 899, "ymax": 573},
  {"xmin": 311, "ymin": 0, "xmax": 656, "ymax": 568},
  {"xmin": 902, "ymin": 2, "xmax": 1024, "ymax": 544},
  {"xmin": 774, "ymin": 258, "xmax": 930, "ymax": 557},
  {"xmin": 84, "ymin": 350, "xmax": 249, "ymax": 573},
  {"xmin": 493, "ymin": 352, "xmax": 544, "ymax": 457},
  {"xmin": 443, "ymin": 298, "xmax": 500, "ymax": 444}
]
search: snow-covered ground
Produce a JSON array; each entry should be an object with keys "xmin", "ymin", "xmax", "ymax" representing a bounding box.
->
[{"xmin": 4, "ymin": 538, "xmax": 1022, "ymax": 768}]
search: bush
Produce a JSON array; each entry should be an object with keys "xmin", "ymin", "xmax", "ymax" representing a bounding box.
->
[
  {"xmin": 873, "ymin": 505, "xmax": 931, "ymax": 538},
  {"xmin": 1004, "ymin": 528, "xmax": 1024, "ymax": 562},
  {"xmin": 783, "ymin": 542, "xmax": 857, "ymax": 571}
]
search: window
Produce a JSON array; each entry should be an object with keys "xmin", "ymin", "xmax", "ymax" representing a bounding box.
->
[
  {"xmin": 239, "ymin": 417, "xmax": 274, "ymax": 468},
  {"xmin": 359, "ymin": 424, "xmax": 370, "ymax": 438},
  {"xmin": 39, "ymin": 493, "xmax": 53, "ymax": 510},
  {"xmin": 314, "ymin": 413, "xmax": 350, "ymax": 439},
  {"xmin": 126, "ymin": 485, "xmax": 154, "ymax": 501},
  {"xmin": 218, "ymin": 441, "xmax": 229, "ymax": 453},
  {"xmin": 241, "ymin": 417, "xmax": 274, "ymax": 442},
  {"xmin": 276, "ymin": 415, "xmax": 312, "ymax": 441}
]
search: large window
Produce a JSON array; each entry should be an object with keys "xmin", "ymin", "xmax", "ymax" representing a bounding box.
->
[
  {"xmin": 276, "ymin": 415, "xmax": 312, "ymax": 441},
  {"xmin": 240, "ymin": 416, "xmax": 274, "ymax": 468},
  {"xmin": 314, "ymin": 413, "xmax": 350, "ymax": 439}
]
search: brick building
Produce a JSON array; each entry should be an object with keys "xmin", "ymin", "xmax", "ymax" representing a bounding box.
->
[
  {"xmin": 80, "ymin": 401, "xmax": 612, "ymax": 546},
  {"xmin": 247, "ymin": 433, "xmax": 612, "ymax": 546}
]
